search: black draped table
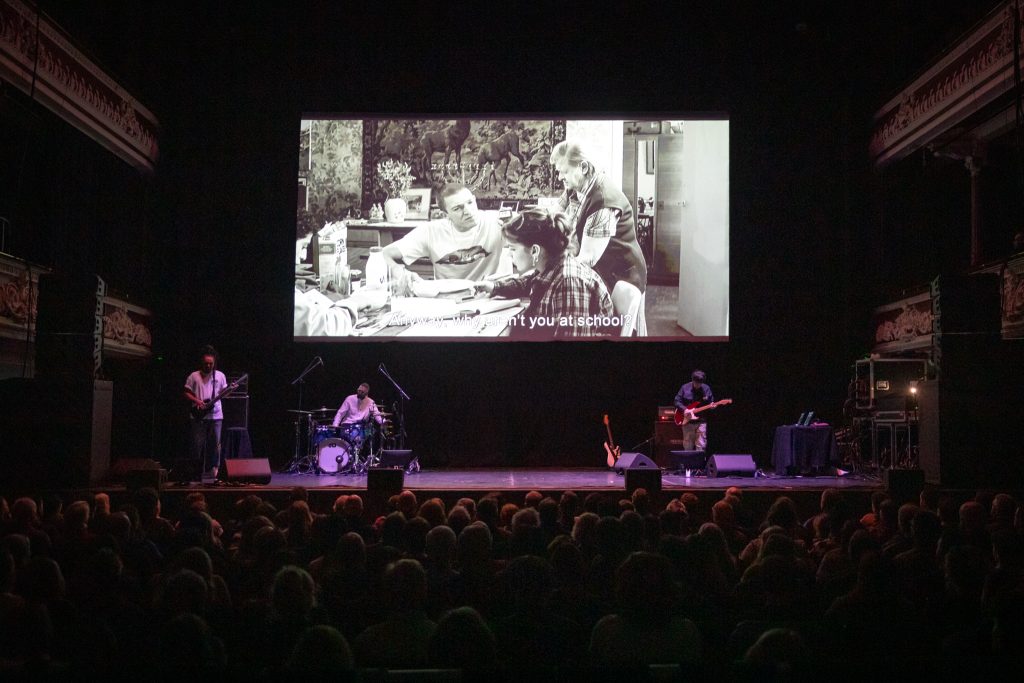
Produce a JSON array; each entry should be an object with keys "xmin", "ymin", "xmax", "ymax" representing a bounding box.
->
[
  {"xmin": 223, "ymin": 427, "xmax": 253, "ymax": 460},
  {"xmin": 771, "ymin": 425, "xmax": 839, "ymax": 474}
]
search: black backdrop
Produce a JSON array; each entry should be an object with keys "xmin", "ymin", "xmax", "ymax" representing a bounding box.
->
[{"xmin": 1, "ymin": 1, "xmax": 1008, "ymax": 471}]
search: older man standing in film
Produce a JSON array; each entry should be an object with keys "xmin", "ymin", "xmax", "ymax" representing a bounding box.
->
[{"xmin": 550, "ymin": 140, "xmax": 648, "ymax": 304}]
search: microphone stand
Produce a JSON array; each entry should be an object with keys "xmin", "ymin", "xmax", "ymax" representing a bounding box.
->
[
  {"xmin": 378, "ymin": 364, "xmax": 410, "ymax": 449},
  {"xmin": 285, "ymin": 357, "xmax": 323, "ymax": 473},
  {"xmin": 290, "ymin": 356, "xmax": 323, "ymax": 412}
]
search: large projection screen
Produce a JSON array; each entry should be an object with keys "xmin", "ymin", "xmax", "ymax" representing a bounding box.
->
[{"xmin": 294, "ymin": 116, "xmax": 729, "ymax": 341}]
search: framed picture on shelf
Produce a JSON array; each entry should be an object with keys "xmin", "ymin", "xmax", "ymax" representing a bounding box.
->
[
  {"xmin": 403, "ymin": 188, "xmax": 432, "ymax": 220},
  {"xmin": 536, "ymin": 196, "xmax": 560, "ymax": 210}
]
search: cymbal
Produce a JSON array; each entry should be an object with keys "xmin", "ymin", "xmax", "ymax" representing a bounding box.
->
[
  {"xmin": 286, "ymin": 409, "xmax": 314, "ymax": 414},
  {"xmin": 378, "ymin": 411, "xmax": 394, "ymax": 417},
  {"xmin": 312, "ymin": 407, "xmax": 336, "ymax": 414}
]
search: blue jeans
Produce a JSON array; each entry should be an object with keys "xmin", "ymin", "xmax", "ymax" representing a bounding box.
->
[{"xmin": 190, "ymin": 418, "xmax": 223, "ymax": 472}]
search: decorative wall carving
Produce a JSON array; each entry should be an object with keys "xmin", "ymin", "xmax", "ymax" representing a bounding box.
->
[
  {"xmin": 0, "ymin": 0, "xmax": 160, "ymax": 171},
  {"xmin": 871, "ymin": 291, "xmax": 934, "ymax": 353},
  {"xmin": 870, "ymin": 1, "xmax": 1023, "ymax": 165},
  {"xmin": 0, "ymin": 254, "xmax": 44, "ymax": 341},
  {"xmin": 101, "ymin": 298, "xmax": 152, "ymax": 358}
]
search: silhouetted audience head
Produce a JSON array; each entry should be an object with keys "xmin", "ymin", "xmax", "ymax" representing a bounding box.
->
[
  {"xmin": 446, "ymin": 506, "xmax": 471, "ymax": 536},
  {"xmin": 614, "ymin": 551, "xmax": 677, "ymax": 625},
  {"xmin": 425, "ymin": 525, "xmax": 457, "ymax": 568},
  {"xmin": 157, "ymin": 613, "xmax": 225, "ymax": 674},
  {"xmin": 160, "ymin": 569, "xmax": 208, "ymax": 617},
  {"xmin": 271, "ymin": 565, "xmax": 317, "ymax": 622},
  {"xmin": 281, "ymin": 624, "xmax": 353, "ymax": 675},
  {"xmin": 743, "ymin": 627, "xmax": 810, "ymax": 672},
  {"xmin": 429, "ymin": 606, "xmax": 497, "ymax": 670},
  {"xmin": 384, "ymin": 558, "xmax": 427, "ymax": 612}
]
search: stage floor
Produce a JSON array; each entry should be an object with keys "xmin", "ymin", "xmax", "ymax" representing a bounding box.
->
[{"xmin": 214, "ymin": 467, "xmax": 879, "ymax": 492}]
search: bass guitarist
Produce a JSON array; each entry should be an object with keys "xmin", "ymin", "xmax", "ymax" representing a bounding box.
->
[
  {"xmin": 673, "ymin": 370, "xmax": 715, "ymax": 451},
  {"xmin": 184, "ymin": 345, "xmax": 228, "ymax": 479}
]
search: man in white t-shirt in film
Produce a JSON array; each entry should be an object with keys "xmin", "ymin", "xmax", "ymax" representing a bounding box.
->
[{"xmin": 381, "ymin": 183, "xmax": 511, "ymax": 294}]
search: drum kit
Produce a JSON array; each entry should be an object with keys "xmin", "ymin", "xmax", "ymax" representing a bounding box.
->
[{"xmin": 285, "ymin": 406, "xmax": 397, "ymax": 475}]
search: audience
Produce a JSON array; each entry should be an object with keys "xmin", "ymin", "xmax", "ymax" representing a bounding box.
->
[{"xmin": 0, "ymin": 484, "xmax": 1020, "ymax": 677}]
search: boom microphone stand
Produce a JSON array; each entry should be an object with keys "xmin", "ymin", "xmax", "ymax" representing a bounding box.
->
[
  {"xmin": 284, "ymin": 356, "xmax": 324, "ymax": 473},
  {"xmin": 378, "ymin": 363, "xmax": 411, "ymax": 449}
]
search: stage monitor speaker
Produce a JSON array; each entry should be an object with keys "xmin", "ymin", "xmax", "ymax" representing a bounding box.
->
[
  {"xmin": 707, "ymin": 454, "xmax": 756, "ymax": 478},
  {"xmin": 667, "ymin": 450, "xmax": 706, "ymax": 472},
  {"xmin": 379, "ymin": 450, "xmax": 416, "ymax": 468},
  {"xmin": 625, "ymin": 468, "xmax": 662, "ymax": 494},
  {"xmin": 883, "ymin": 468, "xmax": 924, "ymax": 504},
  {"xmin": 613, "ymin": 452, "xmax": 658, "ymax": 474},
  {"xmin": 223, "ymin": 458, "xmax": 272, "ymax": 485},
  {"xmin": 126, "ymin": 468, "xmax": 167, "ymax": 492},
  {"xmin": 368, "ymin": 467, "xmax": 404, "ymax": 495}
]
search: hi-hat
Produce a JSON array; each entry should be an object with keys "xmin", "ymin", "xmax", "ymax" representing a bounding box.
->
[{"xmin": 378, "ymin": 411, "xmax": 394, "ymax": 417}]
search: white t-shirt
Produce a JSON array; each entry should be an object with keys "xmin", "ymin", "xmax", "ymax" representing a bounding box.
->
[
  {"xmin": 184, "ymin": 370, "xmax": 228, "ymax": 420},
  {"xmin": 391, "ymin": 211, "xmax": 504, "ymax": 281}
]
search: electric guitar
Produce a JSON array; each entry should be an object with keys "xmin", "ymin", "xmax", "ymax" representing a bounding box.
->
[
  {"xmin": 190, "ymin": 373, "xmax": 248, "ymax": 420},
  {"xmin": 674, "ymin": 398, "xmax": 733, "ymax": 426},
  {"xmin": 603, "ymin": 414, "xmax": 621, "ymax": 467}
]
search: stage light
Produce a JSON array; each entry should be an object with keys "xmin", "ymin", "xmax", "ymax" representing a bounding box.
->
[{"xmin": 908, "ymin": 381, "xmax": 918, "ymax": 395}]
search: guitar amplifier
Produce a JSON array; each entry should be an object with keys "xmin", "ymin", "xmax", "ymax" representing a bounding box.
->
[
  {"xmin": 657, "ymin": 406, "xmax": 677, "ymax": 421},
  {"xmin": 654, "ymin": 421, "xmax": 687, "ymax": 468}
]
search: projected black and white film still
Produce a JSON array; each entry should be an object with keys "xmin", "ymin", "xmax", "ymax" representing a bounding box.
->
[{"xmin": 294, "ymin": 117, "xmax": 729, "ymax": 340}]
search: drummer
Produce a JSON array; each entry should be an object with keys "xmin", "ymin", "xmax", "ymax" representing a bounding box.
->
[{"xmin": 331, "ymin": 382, "xmax": 384, "ymax": 433}]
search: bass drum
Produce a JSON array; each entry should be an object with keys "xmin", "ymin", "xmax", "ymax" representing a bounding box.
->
[{"xmin": 317, "ymin": 437, "xmax": 354, "ymax": 474}]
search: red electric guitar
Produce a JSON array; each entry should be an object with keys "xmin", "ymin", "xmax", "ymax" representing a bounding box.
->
[
  {"xmin": 603, "ymin": 414, "xmax": 621, "ymax": 467},
  {"xmin": 674, "ymin": 398, "xmax": 733, "ymax": 426}
]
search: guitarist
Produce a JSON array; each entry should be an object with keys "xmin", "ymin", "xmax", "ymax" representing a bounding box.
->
[
  {"xmin": 184, "ymin": 345, "xmax": 228, "ymax": 479},
  {"xmin": 673, "ymin": 370, "xmax": 715, "ymax": 451}
]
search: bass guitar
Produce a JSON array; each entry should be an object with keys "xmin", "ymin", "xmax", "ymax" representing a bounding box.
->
[
  {"xmin": 674, "ymin": 398, "xmax": 733, "ymax": 426},
  {"xmin": 603, "ymin": 414, "xmax": 621, "ymax": 467},
  {"xmin": 190, "ymin": 373, "xmax": 248, "ymax": 420}
]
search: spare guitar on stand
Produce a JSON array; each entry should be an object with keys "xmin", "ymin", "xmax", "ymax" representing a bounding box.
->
[{"xmin": 603, "ymin": 414, "xmax": 621, "ymax": 468}]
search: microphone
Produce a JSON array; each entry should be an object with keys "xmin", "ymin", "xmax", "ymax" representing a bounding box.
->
[
  {"xmin": 378, "ymin": 363, "xmax": 385, "ymax": 372},
  {"xmin": 315, "ymin": 356, "xmax": 324, "ymax": 368}
]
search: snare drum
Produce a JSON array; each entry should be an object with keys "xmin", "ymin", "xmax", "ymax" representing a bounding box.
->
[{"xmin": 317, "ymin": 437, "xmax": 354, "ymax": 474}]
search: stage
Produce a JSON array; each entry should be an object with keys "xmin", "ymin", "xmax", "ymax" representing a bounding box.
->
[
  {"xmin": 101, "ymin": 466, "xmax": 884, "ymax": 520},
  {"xmin": 253, "ymin": 467, "xmax": 877, "ymax": 492}
]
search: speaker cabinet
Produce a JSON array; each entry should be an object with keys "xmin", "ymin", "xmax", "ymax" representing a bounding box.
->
[
  {"xmin": 654, "ymin": 421, "xmax": 687, "ymax": 467},
  {"xmin": 0, "ymin": 377, "xmax": 111, "ymax": 486},
  {"xmin": 222, "ymin": 395, "xmax": 249, "ymax": 430},
  {"xmin": 223, "ymin": 458, "xmax": 272, "ymax": 485},
  {"xmin": 368, "ymin": 467, "xmax": 404, "ymax": 495},
  {"xmin": 613, "ymin": 452, "xmax": 658, "ymax": 473},
  {"xmin": 625, "ymin": 468, "xmax": 662, "ymax": 494},
  {"xmin": 707, "ymin": 454, "xmax": 756, "ymax": 478}
]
